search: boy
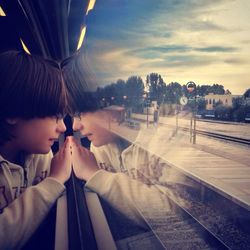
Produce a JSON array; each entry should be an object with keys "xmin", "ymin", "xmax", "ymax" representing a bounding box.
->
[{"xmin": 0, "ymin": 50, "xmax": 72, "ymax": 249}]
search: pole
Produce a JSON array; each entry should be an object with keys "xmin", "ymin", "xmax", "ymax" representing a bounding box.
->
[
  {"xmin": 176, "ymin": 105, "xmax": 178, "ymax": 135},
  {"xmin": 146, "ymin": 94, "xmax": 149, "ymax": 128},
  {"xmin": 147, "ymin": 105, "xmax": 149, "ymax": 128},
  {"xmin": 190, "ymin": 114, "xmax": 193, "ymax": 143},
  {"xmin": 193, "ymin": 90, "xmax": 197, "ymax": 144},
  {"xmin": 186, "ymin": 81, "xmax": 197, "ymax": 144}
]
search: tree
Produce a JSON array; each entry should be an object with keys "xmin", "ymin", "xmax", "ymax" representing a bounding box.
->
[
  {"xmin": 98, "ymin": 83, "xmax": 117, "ymax": 106},
  {"xmin": 184, "ymin": 83, "xmax": 228, "ymax": 97},
  {"xmin": 104, "ymin": 83, "xmax": 117, "ymax": 105},
  {"xmin": 96, "ymin": 86, "xmax": 104, "ymax": 101},
  {"xmin": 164, "ymin": 82, "xmax": 182, "ymax": 104},
  {"xmin": 232, "ymin": 96, "xmax": 250, "ymax": 121},
  {"xmin": 232, "ymin": 97, "xmax": 244, "ymax": 110},
  {"xmin": 146, "ymin": 73, "xmax": 166, "ymax": 104},
  {"xmin": 197, "ymin": 98, "xmax": 206, "ymax": 111},
  {"xmin": 233, "ymin": 106, "xmax": 246, "ymax": 122},
  {"xmin": 208, "ymin": 84, "xmax": 225, "ymax": 95},
  {"xmin": 243, "ymin": 88, "xmax": 250, "ymax": 98},
  {"xmin": 125, "ymin": 76, "xmax": 144, "ymax": 110},
  {"xmin": 215, "ymin": 105, "xmax": 232, "ymax": 120},
  {"xmin": 214, "ymin": 100, "xmax": 223, "ymax": 109},
  {"xmin": 113, "ymin": 79, "xmax": 126, "ymax": 105},
  {"xmin": 196, "ymin": 85, "xmax": 211, "ymax": 96}
]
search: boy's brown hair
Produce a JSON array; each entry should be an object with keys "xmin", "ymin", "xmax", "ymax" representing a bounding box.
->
[
  {"xmin": 0, "ymin": 50, "xmax": 68, "ymax": 144},
  {"xmin": 62, "ymin": 52, "xmax": 100, "ymax": 114}
]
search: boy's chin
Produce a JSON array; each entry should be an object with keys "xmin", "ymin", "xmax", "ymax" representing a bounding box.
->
[
  {"xmin": 31, "ymin": 147, "xmax": 51, "ymax": 155},
  {"xmin": 43, "ymin": 147, "xmax": 52, "ymax": 154},
  {"xmin": 91, "ymin": 141, "xmax": 104, "ymax": 147}
]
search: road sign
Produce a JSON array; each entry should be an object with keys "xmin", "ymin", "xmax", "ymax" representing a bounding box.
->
[
  {"xmin": 180, "ymin": 96, "xmax": 188, "ymax": 105},
  {"xmin": 186, "ymin": 81, "xmax": 196, "ymax": 93}
]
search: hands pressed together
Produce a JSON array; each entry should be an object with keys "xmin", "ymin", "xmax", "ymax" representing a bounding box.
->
[{"xmin": 49, "ymin": 136, "xmax": 99, "ymax": 184}]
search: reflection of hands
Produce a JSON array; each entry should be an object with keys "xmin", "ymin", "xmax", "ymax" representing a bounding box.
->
[
  {"xmin": 71, "ymin": 138, "xmax": 99, "ymax": 181},
  {"xmin": 49, "ymin": 136, "xmax": 72, "ymax": 184}
]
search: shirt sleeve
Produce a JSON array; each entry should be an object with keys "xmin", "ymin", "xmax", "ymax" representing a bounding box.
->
[
  {"xmin": 85, "ymin": 170, "xmax": 173, "ymax": 228},
  {"xmin": 0, "ymin": 177, "xmax": 65, "ymax": 250}
]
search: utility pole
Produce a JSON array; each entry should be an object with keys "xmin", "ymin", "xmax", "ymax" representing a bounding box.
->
[{"xmin": 186, "ymin": 81, "xmax": 197, "ymax": 144}]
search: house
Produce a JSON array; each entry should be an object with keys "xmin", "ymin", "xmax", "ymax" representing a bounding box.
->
[{"xmin": 204, "ymin": 93, "xmax": 241, "ymax": 110}]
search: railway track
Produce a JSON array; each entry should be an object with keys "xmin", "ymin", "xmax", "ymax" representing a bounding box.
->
[
  {"xmin": 135, "ymin": 118, "xmax": 250, "ymax": 146},
  {"xmin": 101, "ymin": 169, "xmax": 250, "ymax": 250},
  {"xmin": 101, "ymin": 188, "xmax": 232, "ymax": 250},
  {"xmin": 123, "ymin": 115, "xmax": 250, "ymax": 249},
  {"xmin": 151, "ymin": 180, "xmax": 250, "ymax": 250},
  {"xmin": 131, "ymin": 114, "xmax": 250, "ymax": 146},
  {"xmin": 147, "ymin": 194, "xmax": 232, "ymax": 250},
  {"xmin": 197, "ymin": 118, "xmax": 249, "ymax": 126},
  {"xmin": 182, "ymin": 127, "xmax": 250, "ymax": 146}
]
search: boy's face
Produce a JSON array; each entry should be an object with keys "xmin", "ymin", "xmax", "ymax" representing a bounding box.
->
[
  {"xmin": 73, "ymin": 111, "xmax": 118, "ymax": 147},
  {"xmin": 11, "ymin": 117, "xmax": 66, "ymax": 154}
]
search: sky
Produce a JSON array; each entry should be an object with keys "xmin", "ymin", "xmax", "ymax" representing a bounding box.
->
[{"xmin": 84, "ymin": 0, "xmax": 250, "ymax": 95}]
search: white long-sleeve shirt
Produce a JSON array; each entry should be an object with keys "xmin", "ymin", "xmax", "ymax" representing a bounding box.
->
[
  {"xmin": 0, "ymin": 152, "xmax": 65, "ymax": 249},
  {"xmin": 87, "ymin": 141, "xmax": 177, "ymax": 225}
]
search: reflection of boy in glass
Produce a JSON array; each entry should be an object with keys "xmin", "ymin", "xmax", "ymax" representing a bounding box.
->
[
  {"xmin": 62, "ymin": 55, "xmax": 173, "ymax": 231},
  {"xmin": 0, "ymin": 51, "xmax": 72, "ymax": 249}
]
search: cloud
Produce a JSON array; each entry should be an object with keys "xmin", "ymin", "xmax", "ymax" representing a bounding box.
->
[
  {"xmin": 134, "ymin": 45, "xmax": 190, "ymax": 54},
  {"xmin": 195, "ymin": 46, "xmax": 238, "ymax": 53},
  {"xmin": 140, "ymin": 55, "xmax": 214, "ymax": 68},
  {"xmin": 126, "ymin": 45, "xmax": 238, "ymax": 61},
  {"xmin": 84, "ymin": 0, "xmax": 250, "ymax": 94},
  {"xmin": 224, "ymin": 58, "xmax": 249, "ymax": 64}
]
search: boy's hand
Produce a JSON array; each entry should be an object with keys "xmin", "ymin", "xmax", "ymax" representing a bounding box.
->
[
  {"xmin": 49, "ymin": 136, "xmax": 72, "ymax": 184},
  {"xmin": 71, "ymin": 139, "xmax": 99, "ymax": 181}
]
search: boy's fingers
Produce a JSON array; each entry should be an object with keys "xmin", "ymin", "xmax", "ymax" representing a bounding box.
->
[
  {"xmin": 62, "ymin": 141, "xmax": 73, "ymax": 156},
  {"xmin": 65, "ymin": 137, "xmax": 73, "ymax": 147},
  {"xmin": 65, "ymin": 147, "xmax": 72, "ymax": 162}
]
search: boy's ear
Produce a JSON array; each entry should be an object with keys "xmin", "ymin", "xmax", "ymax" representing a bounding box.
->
[{"xmin": 6, "ymin": 118, "xmax": 18, "ymax": 125}]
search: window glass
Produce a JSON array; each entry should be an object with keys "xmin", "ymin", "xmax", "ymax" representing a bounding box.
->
[{"xmin": 84, "ymin": 1, "xmax": 250, "ymax": 249}]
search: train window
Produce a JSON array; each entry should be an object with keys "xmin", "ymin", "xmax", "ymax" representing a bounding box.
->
[
  {"xmin": 83, "ymin": 1, "xmax": 250, "ymax": 249},
  {"xmin": 1, "ymin": 0, "xmax": 250, "ymax": 249}
]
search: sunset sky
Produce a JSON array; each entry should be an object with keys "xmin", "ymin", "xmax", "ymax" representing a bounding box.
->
[{"xmin": 84, "ymin": 0, "xmax": 250, "ymax": 95}]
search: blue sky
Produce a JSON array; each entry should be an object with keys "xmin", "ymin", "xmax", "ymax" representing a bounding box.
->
[{"xmin": 84, "ymin": 0, "xmax": 250, "ymax": 95}]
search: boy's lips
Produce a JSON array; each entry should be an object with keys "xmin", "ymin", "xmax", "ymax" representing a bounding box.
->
[
  {"xmin": 49, "ymin": 138, "xmax": 57, "ymax": 144},
  {"xmin": 49, "ymin": 138, "xmax": 58, "ymax": 141}
]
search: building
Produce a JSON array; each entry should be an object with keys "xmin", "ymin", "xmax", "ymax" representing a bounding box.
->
[
  {"xmin": 243, "ymin": 88, "xmax": 250, "ymax": 105},
  {"xmin": 205, "ymin": 93, "xmax": 241, "ymax": 110}
]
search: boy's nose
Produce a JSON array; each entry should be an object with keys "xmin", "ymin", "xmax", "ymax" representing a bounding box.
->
[
  {"xmin": 72, "ymin": 117, "xmax": 82, "ymax": 131},
  {"xmin": 57, "ymin": 119, "xmax": 66, "ymax": 133}
]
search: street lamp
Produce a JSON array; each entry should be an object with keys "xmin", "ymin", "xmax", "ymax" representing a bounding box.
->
[
  {"xmin": 101, "ymin": 97, "xmax": 106, "ymax": 107},
  {"xmin": 111, "ymin": 96, "xmax": 115, "ymax": 103},
  {"xmin": 186, "ymin": 81, "xmax": 197, "ymax": 144},
  {"xmin": 122, "ymin": 95, "xmax": 128, "ymax": 120},
  {"xmin": 123, "ymin": 95, "xmax": 127, "ymax": 106}
]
